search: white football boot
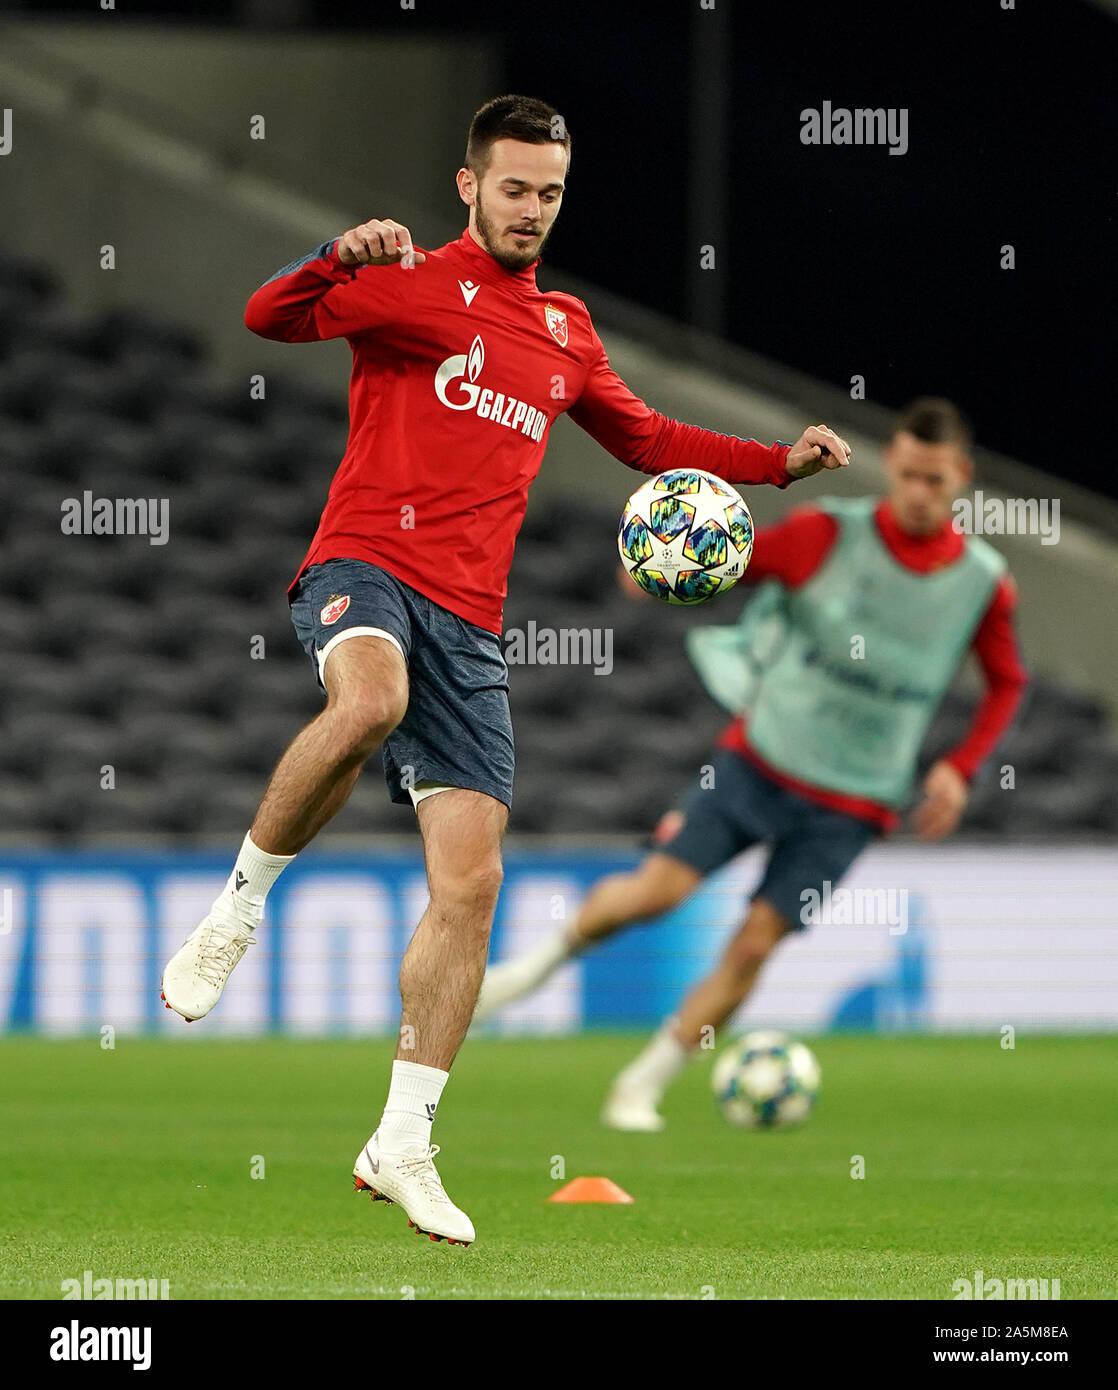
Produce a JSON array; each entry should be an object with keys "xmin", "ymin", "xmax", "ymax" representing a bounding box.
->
[
  {"xmin": 472, "ymin": 931, "xmax": 572, "ymax": 1023},
  {"xmin": 353, "ymin": 1132, "xmax": 475, "ymax": 1246},
  {"xmin": 160, "ymin": 915, "xmax": 256, "ymax": 1022},
  {"xmin": 600, "ymin": 1081, "xmax": 667, "ymax": 1133}
]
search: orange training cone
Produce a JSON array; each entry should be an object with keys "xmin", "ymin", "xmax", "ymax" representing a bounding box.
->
[{"xmin": 548, "ymin": 1176, "xmax": 634, "ymax": 1204}]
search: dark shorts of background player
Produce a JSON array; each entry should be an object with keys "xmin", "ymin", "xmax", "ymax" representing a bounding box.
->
[
  {"xmin": 654, "ymin": 750, "xmax": 879, "ymax": 930},
  {"xmin": 290, "ymin": 558, "xmax": 514, "ymax": 809}
]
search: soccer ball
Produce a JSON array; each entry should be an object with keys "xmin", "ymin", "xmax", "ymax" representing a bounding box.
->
[
  {"xmin": 711, "ymin": 1030, "xmax": 821, "ymax": 1128},
  {"xmin": 618, "ymin": 468, "xmax": 753, "ymax": 603}
]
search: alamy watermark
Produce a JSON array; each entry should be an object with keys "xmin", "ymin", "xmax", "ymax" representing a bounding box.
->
[
  {"xmin": 800, "ymin": 880, "xmax": 909, "ymax": 934},
  {"xmin": 61, "ymin": 1270, "xmax": 170, "ymax": 1300},
  {"xmin": 60, "ymin": 493, "xmax": 169, "ymax": 545},
  {"xmin": 50, "ymin": 1322, "xmax": 152, "ymax": 1370},
  {"xmin": 800, "ymin": 102, "xmax": 908, "ymax": 156},
  {"xmin": 952, "ymin": 1269, "xmax": 1061, "ymax": 1301},
  {"xmin": 952, "ymin": 491, "xmax": 1060, "ymax": 545},
  {"xmin": 504, "ymin": 620, "xmax": 613, "ymax": 676}
]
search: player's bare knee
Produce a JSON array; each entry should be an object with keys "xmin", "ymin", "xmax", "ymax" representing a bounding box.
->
[
  {"xmin": 635, "ymin": 855, "xmax": 700, "ymax": 918},
  {"xmin": 321, "ymin": 637, "xmax": 408, "ymax": 754},
  {"xmin": 328, "ymin": 694, "xmax": 405, "ymax": 760},
  {"xmin": 431, "ymin": 857, "xmax": 503, "ymax": 921},
  {"xmin": 464, "ymin": 858, "xmax": 504, "ymax": 912}
]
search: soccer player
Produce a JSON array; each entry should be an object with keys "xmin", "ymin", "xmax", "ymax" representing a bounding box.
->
[
  {"xmin": 474, "ymin": 397, "xmax": 1028, "ymax": 1131},
  {"xmin": 159, "ymin": 94, "xmax": 851, "ymax": 1244}
]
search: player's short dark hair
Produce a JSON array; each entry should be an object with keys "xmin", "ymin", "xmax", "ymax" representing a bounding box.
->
[
  {"xmin": 895, "ymin": 397, "xmax": 973, "ymax": 451},
  {"xmin": 465, "ymin": 95, "xmax": 572, "ymax": 178}
]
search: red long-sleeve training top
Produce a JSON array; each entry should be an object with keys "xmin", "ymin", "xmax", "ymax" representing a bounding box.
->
[
  {"xmin": 716, "ymin": 501, "xmax": 1029, "ymax": 831},
  {"xmin": 245, "ymin": 228, "xmax": 796, "ymax": 634}
]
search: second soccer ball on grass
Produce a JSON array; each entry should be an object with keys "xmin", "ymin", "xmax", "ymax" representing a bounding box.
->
[{"xmin": 711, "ymin": 1031, "xmax": 822, "ymax": 1129}]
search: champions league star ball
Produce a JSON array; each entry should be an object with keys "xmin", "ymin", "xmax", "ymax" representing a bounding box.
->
[
  {"xmin": 618, "ymin": 469, "xmax": 754, "ymax": 603},
  {"xmin": 711, "ymin": 1031, "xmax": 822, "ymax": 1129}
]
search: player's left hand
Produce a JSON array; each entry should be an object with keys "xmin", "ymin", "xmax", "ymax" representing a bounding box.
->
[
  {"xmin": 786, "ymin": 425, "xmax": 851, "ymax": 479},
  {"xmin": 913, "ymin": 759, "xmax": 968, "ymax": 840}
]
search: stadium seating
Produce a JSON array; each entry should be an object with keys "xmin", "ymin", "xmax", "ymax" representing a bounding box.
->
[{"xmin": 1, "ymin": 240, "xmax": 1115, "ymax": 842}]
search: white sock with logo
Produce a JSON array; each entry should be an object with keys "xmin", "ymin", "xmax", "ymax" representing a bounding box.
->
[
  {"xmin": 614, "ymin": 1018, "xmax": 692, "ymax": 1098},
  {"xmin": 377, "ymin": 1060, "xmax": 449, "ymax": 1154},
  {"xmin": 212, "ymin": 832, "xmax": 295, "ymax": 928}
]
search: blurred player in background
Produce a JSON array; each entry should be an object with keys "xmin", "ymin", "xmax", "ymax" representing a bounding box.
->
[
  {"xmin": 159, "ymin": 94, "xmax": 851, "ymax": 1242},
  {"xmin": 475, "ymin": 398, "xmax": 1028, "ymax": 1131}
]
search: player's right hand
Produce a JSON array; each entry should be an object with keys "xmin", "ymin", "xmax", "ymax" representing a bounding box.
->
[
  {"xmin": 785, "ymin": 424, "xmax": 851, "ymax": 479},
  {"xmin": 334, "ymin": 219, "xmax": 426, "ymax": 268}
]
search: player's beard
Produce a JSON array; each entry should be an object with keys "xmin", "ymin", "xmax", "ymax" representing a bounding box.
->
[{"xmin": 474, "ymin": 187, "xmax": 551, "ymax": 272}]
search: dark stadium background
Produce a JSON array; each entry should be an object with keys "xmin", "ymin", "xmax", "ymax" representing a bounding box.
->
[{"xmin": 10, "ymin": 0, "xmax": 1114, "ymax": 498}]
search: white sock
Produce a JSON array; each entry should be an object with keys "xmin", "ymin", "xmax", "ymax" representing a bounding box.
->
[
  {"xmin": 615, "ymin": 1018, "xmax": 692, "ymax": 1098},
  {"xmin": 377, "ymin": 1060, "xmax": 449, "ymax": 1153},
  {"xmin": 518, "ymin": 924, "xmax": 580, "ymax": 979},
  {"xmin": 212, "ymin": 832, "xmax": 295, "ymax": 927}
]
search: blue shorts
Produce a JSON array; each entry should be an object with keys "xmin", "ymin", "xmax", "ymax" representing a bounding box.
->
[
  {"xmin": 655, "ymin": 750, "xmax": 878, "ymax": 930},
  {"xmin": 289, "ymin": 558, "xmax": 514, "ymax": 808}
]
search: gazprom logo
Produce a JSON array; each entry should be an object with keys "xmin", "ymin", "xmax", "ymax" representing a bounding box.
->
[{"xmin": 433, "ymin": 333, "xmax": 548, "ymax": 442}]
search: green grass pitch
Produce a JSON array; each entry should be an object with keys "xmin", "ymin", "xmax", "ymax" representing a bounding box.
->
[{"xmin": 1, "ymin": 1034, "xmax": 1115, "ymax": 1300}]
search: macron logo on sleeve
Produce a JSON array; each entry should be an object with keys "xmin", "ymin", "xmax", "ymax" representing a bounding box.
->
[{"xmin": 458, "ymin": 280, "xmax": 480, "ymax": 307}]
